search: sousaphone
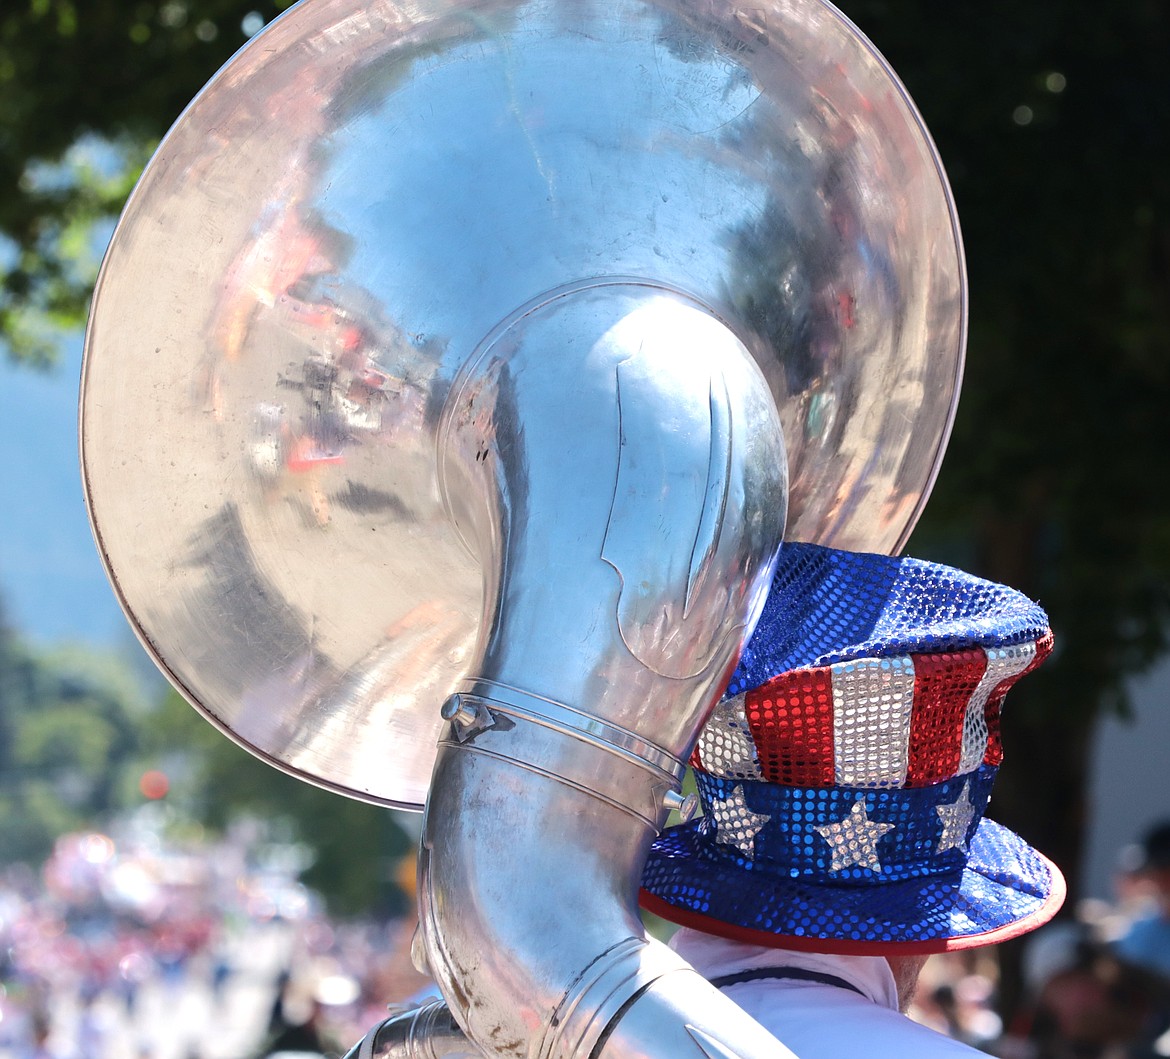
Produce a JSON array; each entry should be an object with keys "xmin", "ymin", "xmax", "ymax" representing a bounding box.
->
[{"xmin": 81, "ymin": 0, "xmax": 965, "ymax": 1056}]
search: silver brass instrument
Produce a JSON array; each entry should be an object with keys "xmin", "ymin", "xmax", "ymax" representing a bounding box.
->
[{"xmin": 80, "ymin": 0, "xmax": 965, "ymax": 1056}]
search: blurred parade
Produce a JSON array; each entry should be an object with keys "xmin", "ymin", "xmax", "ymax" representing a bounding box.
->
[
  {"xmin": 0, "ymin": 811, "xmax": 432, "ymax": 1059},
  {"xmin": 9, "ymin": 809, "xmax": 1170, "ymax": 1058}
]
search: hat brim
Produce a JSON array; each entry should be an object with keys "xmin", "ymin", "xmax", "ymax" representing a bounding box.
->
[{"xmin": 640, "ymin": 817, "xmax": 1066, "ymax": 956}]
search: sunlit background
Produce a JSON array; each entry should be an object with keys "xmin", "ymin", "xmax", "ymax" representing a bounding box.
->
[{"xmin": 3, "ymin": 1, "xmax": 1169, "ymax": 1057}]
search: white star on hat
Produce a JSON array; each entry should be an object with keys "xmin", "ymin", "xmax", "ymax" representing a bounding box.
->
[
  {"xmin": 815, "ymin": 798, "xmax": 895, "ymax": 872},
  {"xmin": 935, "ymin": 781, "xmax": 977, "ymax": 853},
  {"xmin": 710, "ymin": 783, "xmax": 771, "ymax": 856}
]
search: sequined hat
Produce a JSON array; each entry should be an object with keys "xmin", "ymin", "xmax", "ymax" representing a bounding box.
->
[{"xmin": 640, "ymin": 543, "xmax": 1066, "ymax": 955}]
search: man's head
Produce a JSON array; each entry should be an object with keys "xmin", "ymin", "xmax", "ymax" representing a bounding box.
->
[
  {"xmin": 641, "ymin": 542, "xmax": 1066, "ymax": 958},
  {"xmin": 1125, "ymin": 821, "xmax": 1170, "ymax": 912}
]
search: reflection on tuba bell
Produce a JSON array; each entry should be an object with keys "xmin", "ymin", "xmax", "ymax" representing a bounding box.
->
[{"xmin": 80, "ymin": 0, "xmax": 965, "ymax": 1056}]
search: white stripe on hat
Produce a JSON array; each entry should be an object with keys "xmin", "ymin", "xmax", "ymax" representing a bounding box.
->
[
  {"xmin": 699, "ymin": 694, "xmax": 763, "ymax": 780},
  {"xmin": 958, "ymin": 641, "xmax": 1037, "ymax": 773},
  {"xmin": 832, "ymin": 657, "xmax": 915, "ymax": 788}
]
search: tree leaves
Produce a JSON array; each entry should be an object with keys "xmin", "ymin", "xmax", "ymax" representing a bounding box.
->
[{"xmin": 1, "ymin": 0, "xmax": 295, "ymax": 364}]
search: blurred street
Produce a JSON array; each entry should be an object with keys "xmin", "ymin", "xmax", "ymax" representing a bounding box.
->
[
  {"xmin": 0, "ymin": 815, "xmax": 430, "ymax": 1059},
  {"xmin": 25, "ymin": 921, "xmax": 294, "ymax": 1059}
]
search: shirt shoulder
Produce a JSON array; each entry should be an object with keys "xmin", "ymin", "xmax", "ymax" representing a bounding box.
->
[{"xmin": 726, "ymin": 979, "xmax": 987, "ymax": 1058}]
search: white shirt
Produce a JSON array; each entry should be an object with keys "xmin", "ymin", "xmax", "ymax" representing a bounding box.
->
[{"xmin": 669, "ymin": 928, "xmax": 986, "ymax": 1058}]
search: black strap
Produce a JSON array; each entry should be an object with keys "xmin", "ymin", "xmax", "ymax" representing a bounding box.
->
[{"xmin": 709, "ymin": 966, "xmax": 866, "ymax": 998}]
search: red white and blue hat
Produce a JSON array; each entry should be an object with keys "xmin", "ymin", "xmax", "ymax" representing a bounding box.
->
[{"xmin": 640, "ymin": 542, "xmax": 1066, "ymax": 955}]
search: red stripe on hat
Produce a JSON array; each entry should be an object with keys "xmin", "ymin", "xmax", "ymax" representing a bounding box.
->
[
  {"xmin": 984, "ymin": 631, "xmax": 1054, "ymax": 766},
  {"xmin": 745, "ymin": 668, "xmax": 835, "ymax": 786},
  {"xmin": 906, "ymin": 648, "xmax": 988, "ymax": 787}
]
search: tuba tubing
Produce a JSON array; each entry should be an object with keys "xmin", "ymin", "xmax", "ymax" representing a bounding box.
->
[
  {"xmin": 412, "ymin": 284, "xmax": 793, "ymax": 1057},
  {"xmin": 346, "ymin": 1000, "xmax": 475, "ymax": 1059}
]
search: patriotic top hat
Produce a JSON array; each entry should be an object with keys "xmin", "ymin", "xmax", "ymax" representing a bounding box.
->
[{"xmin": 640, "ymin": 543, "xmax": 1066, "ymax": 954}]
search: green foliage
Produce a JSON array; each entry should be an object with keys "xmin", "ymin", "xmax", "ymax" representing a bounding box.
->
[
  {"xmin": 0, "ymin": 0, "xmax": 295, "ymax": 364},
  {"xmin": 0, "ymin": 617, "xmax": 147, "ymax": 862}
]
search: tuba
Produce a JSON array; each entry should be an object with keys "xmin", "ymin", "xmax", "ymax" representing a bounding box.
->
[{"xmin": 80, "ymin": 0, "xmax": 965, "ymax": 1056}]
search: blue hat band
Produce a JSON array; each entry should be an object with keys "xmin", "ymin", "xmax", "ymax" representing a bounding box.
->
[{"xmin": 694, "ymin": 764, "xmax": 996, "ymax": 885}]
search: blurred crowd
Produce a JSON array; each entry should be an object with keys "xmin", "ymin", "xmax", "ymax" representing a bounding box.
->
[
  {"xmin": 908, "ymin": 820, "xmax": 1170, "ymax": 1059},
  {"xmin": 8, "ymin": 813, "xmax": 1170, "ymax": 1059},
  {"xmin": 0, "ymin": 811, "xmax": 429, "ymax": 1059}
]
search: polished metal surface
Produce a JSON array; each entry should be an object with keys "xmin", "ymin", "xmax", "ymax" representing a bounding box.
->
[
  {"xmin": 81, "ymin": 0, "xmax": 965, "ymax": 811},
  {"xmin": 410, "ymin": 281, "xmax": 793, "ymax": 1057},
  {"xmin": 347, "ymin": 1000, "xmax": 481, "ymax": 1058},
  {"xmin": 353, "ymin": 948, "xmax": 799, "ymax": 1059}
]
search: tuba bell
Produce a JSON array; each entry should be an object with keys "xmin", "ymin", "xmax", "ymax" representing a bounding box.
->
[{"xmin": 80, "ymin": 0, "xmax": 965, "ymax": 1056}]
